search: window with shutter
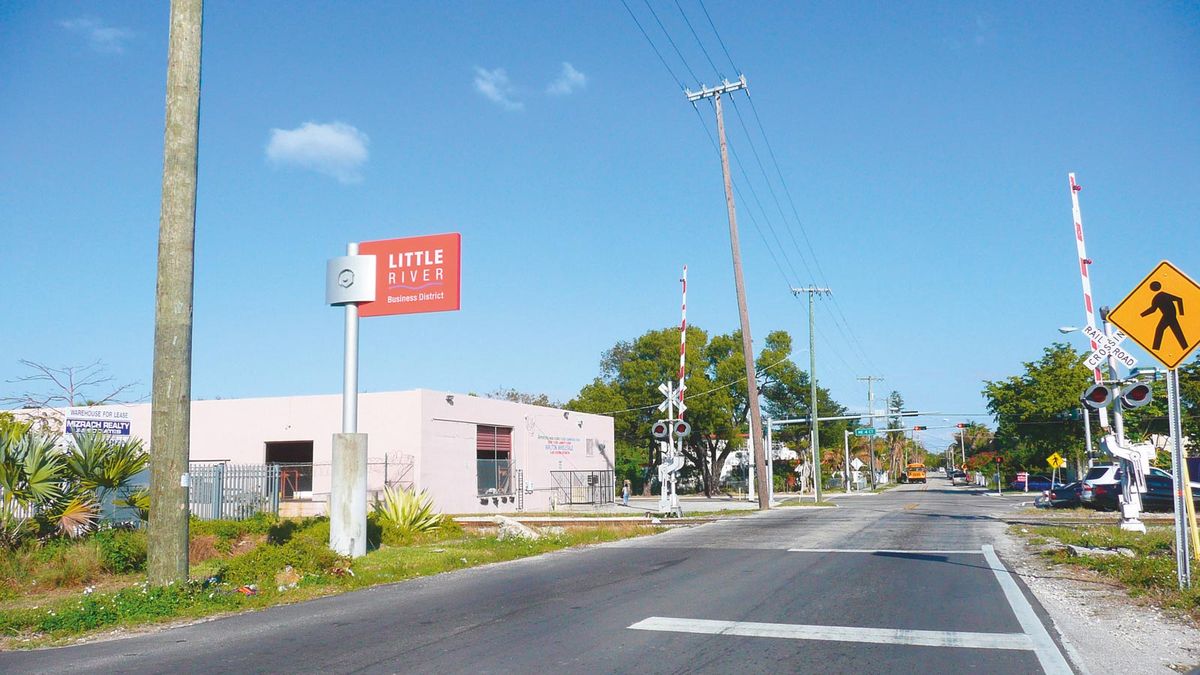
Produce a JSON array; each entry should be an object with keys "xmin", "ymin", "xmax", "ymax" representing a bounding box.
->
[{"xmin": 477, "ymin": 425, "xmax": 513, "ymax": 495}]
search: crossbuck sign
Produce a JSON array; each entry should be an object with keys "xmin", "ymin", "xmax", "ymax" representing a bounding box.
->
[{"xmin": 1082, "ymin": 325, "xmax": 1137, "ymax": 370}]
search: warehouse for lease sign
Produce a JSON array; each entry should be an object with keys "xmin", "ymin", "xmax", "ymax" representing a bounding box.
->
[
  {"xmin": 64, "ymin": 407, "xmax": 131, "ymax": 437},
  {"xmin": 358, "ymin": 233, "xmax": 461, "ymax": 317}
]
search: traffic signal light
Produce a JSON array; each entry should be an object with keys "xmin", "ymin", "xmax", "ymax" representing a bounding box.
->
[
  {"xmin": 1120, "ymin": 383, "xmax": 1153, "ymax": 409},
  {"xmin": 955, "ymin": 423, "xmax": 966, "ymax": 429},
  {"xmin": 995, "ymin": 456, "xmax": 1004, "ymax": 464},
  {"xmin": 1081, "ymin": 384, "xmax": 1112, "ymax": 409},
  {"xmin": 912, "ymin": 426, "xmax": 927, "ymax": 431},
  {"xmin": 651, "ymin": 420, "xmax": 670, "ymax": 440}
]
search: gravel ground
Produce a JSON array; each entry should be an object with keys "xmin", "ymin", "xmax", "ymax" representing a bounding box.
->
[{"xmin": 996, "ymin": 526, "xmax": 1200, "ymax": 674}]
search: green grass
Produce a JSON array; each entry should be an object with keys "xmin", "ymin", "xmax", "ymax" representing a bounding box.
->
[
  {"xmin": 0, "ymin": 521, "xmax": 659, "ymax": 647},
  {"xmin": 1021, "ymin": 524, "xmax": 1200, "ymax": 617}
]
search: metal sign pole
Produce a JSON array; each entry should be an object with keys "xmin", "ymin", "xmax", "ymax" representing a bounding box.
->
[
  {"xmin": 1168, "ymin": 368, "xmax": 1191, "ymax": 588},
  {"xmin": 343, "ymin": 242, "xmax": 360, "ymax": 434}
]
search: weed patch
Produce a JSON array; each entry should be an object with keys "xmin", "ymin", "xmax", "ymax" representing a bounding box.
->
[
  {"xmin": 0, "ymin": 522, "xmax": 662, "ymax": 646},
  {"xmin": 1023, "ymin": 524, "xmax": 1200, "ymax": 618}
]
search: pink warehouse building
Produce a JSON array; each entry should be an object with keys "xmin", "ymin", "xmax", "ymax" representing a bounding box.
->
[{"xmin": 54, "ymin": 390, "xmax": 616, "ymax": 515}]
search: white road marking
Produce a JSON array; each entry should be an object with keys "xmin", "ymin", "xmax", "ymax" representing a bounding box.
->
[
  {"xmin": 982, "ymin": 544, "xmax": 1074, "ymax": 674},
  {"xmin": 628, "ymin": 616, "xmax": 1034, "ymax": 651},
  {"xmin": 787, "ymin": 548, "xmax": 983, "ymax": 555}
]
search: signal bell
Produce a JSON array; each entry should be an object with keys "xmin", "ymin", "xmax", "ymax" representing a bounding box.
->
[
  {"xmin": 1121, "ymin": 383, "xmax": 1153, "ymax": 409},
  {"xmin": 1081, "ymin": 384, "xmax": 1112, "ymax": 409}
]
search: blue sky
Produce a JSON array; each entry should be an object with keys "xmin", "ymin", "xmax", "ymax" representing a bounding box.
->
[{"xmin": 1, "ymin": 1, "xmax": 1197, "ymax": 452}]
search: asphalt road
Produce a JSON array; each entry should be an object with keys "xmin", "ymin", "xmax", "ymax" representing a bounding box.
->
[{"xmin": 1, "ymin": 479, "xmax": 1073, "ymax": 674}]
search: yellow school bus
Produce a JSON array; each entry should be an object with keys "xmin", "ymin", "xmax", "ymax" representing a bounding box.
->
[{"xmin": 904, "ymin": 463, "xmax": 927, "ymax": 484}]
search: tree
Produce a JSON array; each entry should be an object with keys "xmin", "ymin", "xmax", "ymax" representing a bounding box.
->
[
  {"xmin": 982, "ymin": 343, "xmax": 1093, "ymax": 473},
  {"xmin": 1177, "ymin": 355, "xmax": 1200, "ymax": 446},
  {"xmin": 2, "ymin": 360, "xmax": 139, "ymax": 428},
  {"xmin": 568, "ymin": 325, "xmax": 848, "ymax": 497},
  {"xmin": 484, "ymin": 387, "xmax": 560, "ymax": 408},
  {"xmin": 947, "ymin": 422, "xmax": 994, "ymax": 466}
]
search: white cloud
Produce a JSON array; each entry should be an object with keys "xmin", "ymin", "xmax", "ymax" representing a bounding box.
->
[
  {"xmin": 59, "ymin": 17, "xmax": 134, "ymax": 54},
  {"xmin": 265, "ymin": 122, "xmax": 369, "ymax": 183},
  {"xmin": 473, "ymin": 67, "xmax": 523, "ymax": 110},
  {"xmin": 546, "ymin": 62, "xmax": 587, "ymax": 96}
]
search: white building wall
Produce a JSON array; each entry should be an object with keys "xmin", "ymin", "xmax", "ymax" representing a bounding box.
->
[{"xmin": 44, "ymin": 389, "xmax": 614, "ymax": 516}]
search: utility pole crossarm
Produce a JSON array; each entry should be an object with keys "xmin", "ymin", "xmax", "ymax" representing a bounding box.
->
[{"xmin": 685, "ymin": 75, "xmax": 747, "ymax": 102}]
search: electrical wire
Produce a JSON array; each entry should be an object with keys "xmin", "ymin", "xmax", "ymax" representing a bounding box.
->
[
  {"xmin": 674, "ymin": 0, "xmax": 723, "ymax": 77},
  {"xmin": 696, "ymin": 0, "xmax": 739, "ymax": 75},
  {"xmin": 594, "ymin": 353, "xmax": 798, "ymax": 416},
  {"xmin": 619, "ymin": 0, "xmax": 686, "ymax": 89},
  {"xmin": 640, "ymin": 0, "xmax": 701, "ymax": 86}
]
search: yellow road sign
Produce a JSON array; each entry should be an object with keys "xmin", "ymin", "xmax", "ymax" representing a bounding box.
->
[
  {"xmin": 1108, "ymin": 261, "xmax": 1200, "ymax": 370},
  {"xmin": 1046, "ymin": 452, "xmax": 1066, "ymax": 469}
]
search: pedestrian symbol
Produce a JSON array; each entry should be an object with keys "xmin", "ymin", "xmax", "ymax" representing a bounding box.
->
[
  {"xmin": 1108, "ymin": 261, "xmax": 1200, "ymax": 369},
  {"xmin": 1141, "ymin": 281, "xmax": 1187, "ymax": 350}
]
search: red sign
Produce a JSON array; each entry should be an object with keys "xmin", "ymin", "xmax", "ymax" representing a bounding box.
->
[{"xmin": 358, "ymin": 233, "xmax": 461, "ymax": 317}]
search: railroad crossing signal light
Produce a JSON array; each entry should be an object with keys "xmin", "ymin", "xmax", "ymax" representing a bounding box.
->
[
  {"xmin": 995, "ymin": 456, "xmax": 1004, "ymax": 464},
  {"xmin": 1121, "ymin": 383, "xmax": 1153, "ymax": 409},
  {"xmin": 1081, "ymin": 384, "xmax": 1112, "ymax": 409},
  {"xmin": 955, "ymin": 423, "xmax": 966, "ymax": 429},
  {"xmin": 651, "ymin": 420, "xmax": 670, "ymax": 440},
  {"xmin": 674, "ymin": 420, "xmax": 692, "ymax": 438}
]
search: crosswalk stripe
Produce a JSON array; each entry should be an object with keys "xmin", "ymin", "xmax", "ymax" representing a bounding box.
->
[{"xmin": 628, "ymin": 616, "xmax": 1035, "ymax": 651}]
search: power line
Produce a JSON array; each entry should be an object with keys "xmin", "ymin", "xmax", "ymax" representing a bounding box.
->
[
  {"xmin": 673, "ymin": 0, "xmax": 722, "ymax": 77},
  {"xmin": 619, "ymin": 0, "xmax": 685, "ymax": 89},
  {"xmin": 696, "ymin": 0, "xmax": 739, "ymax": 74},
  {"xmin": 640, "ymin": 0, "xmax": 700, "ymax": 86},
  {"xmin": 594, "ymin": 353, "xmax": 797, "ymax": 416},
  {"xmin": 621, "ymin": 3, "xmax": 876, "ymax": 380}
]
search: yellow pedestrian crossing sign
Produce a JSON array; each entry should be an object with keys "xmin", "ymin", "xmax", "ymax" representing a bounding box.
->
[
  {"xmin": 1046, "ymin": 453, "xmax": 1066, "ymax": 470},
  {"xmin": 1107, "ymin": 261, "xmax": 1200, "ymax": 370}
]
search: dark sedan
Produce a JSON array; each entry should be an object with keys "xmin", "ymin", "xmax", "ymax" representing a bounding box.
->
[
  {"xmin": 1088, "ymin": 474, "xmax": 1200, "ymax": 512},
  {"xmin": 1034, "ymin": 481, "xmax": 1082, "ymax": 509}
]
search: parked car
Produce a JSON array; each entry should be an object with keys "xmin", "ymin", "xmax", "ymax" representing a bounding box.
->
[
  {"xmin": 950, "ymin": 470, "xmax": 970, "ymax": 486},
  {"xmin": 1009, "ymin": 474, "xmax": 1058, "ymax": 492},
  {"xmin": 1035, "ymin": 481, "xmax": 1082, "ymax": 509},
  {"xmin": 1085, "ymin": 471, "xmax": 1200, "ymax": 512},
  {"xmin": 1081, "ymin": 464, "xmax": 1172, "ymax": 507}
]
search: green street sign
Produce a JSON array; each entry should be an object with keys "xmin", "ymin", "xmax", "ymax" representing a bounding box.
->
[{"xmin": 854, "ymin": 428, "xmax": 877, "ymax": 437}]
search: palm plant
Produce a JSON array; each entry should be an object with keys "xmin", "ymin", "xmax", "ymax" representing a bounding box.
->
[
  {"xmin": 0, "ymin": 431, "xmax": 66, "ymax": 510},
  {"xmin": 65, "ymin": 432, "xmax": 149, "ymax": 503}
]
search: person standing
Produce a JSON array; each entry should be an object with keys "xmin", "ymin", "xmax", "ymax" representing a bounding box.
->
[{"xmin": 622, "ymin": 479, "xmax": 631, "ymax": 506}]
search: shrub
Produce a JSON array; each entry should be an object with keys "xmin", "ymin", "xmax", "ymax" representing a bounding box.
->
[
  {"xmin": 267, "ymin": 516, "xmax": 328, "ymax": 545},
  {"xmin": 191, "ymin": 512, "xmax": 280, "ymax": 551},
  {"xmin": 94, "ymin": 528, "xmax": 147, "ymax": 574},
  {"xmin": 218, "ymin": 537, "xmax": 343, "ymax": 586}
]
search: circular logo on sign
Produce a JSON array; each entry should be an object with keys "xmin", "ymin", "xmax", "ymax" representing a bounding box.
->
[{"xmin": 338, "ymin": 269, "xmax": 355, "ymax": 288}]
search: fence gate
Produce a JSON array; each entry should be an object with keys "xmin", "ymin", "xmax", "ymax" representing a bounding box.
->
[
  {"xmin": 189, "ymin": 463, "xmax": 280, "ymax": 520},
  {"xmin": 550, "ymin": 470, "xmax": 615, "ymax": 506}
]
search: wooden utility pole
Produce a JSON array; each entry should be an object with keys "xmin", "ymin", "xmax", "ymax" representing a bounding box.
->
[
  {"xmin": 792, "ymin": 286, "xmax": 831, "ymax": 501},
  {"xmin": 148, "ymin": 0, "xmax": 203, "ymax": 585},
  {"xmin": 687, "ymin": 77, "xmax": 770, "ymax": 510}
]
